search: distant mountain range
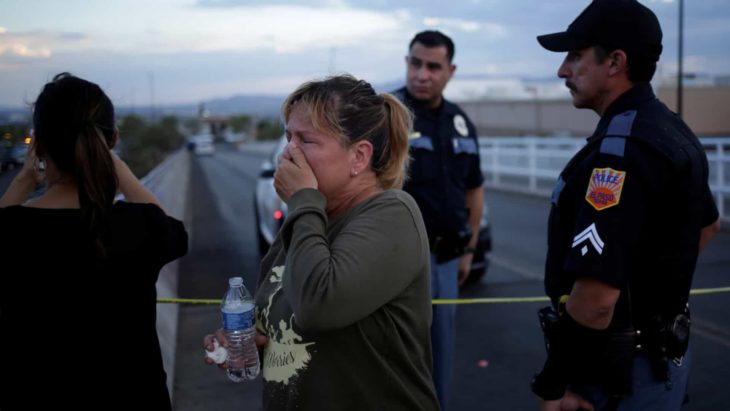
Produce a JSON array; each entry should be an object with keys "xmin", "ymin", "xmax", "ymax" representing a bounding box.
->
[
  {"xmin": 180, "ymin": 94, "xmax": 287, "ymax": 118},
  {"xmin": 2, "ymin": 74, "xmax": 726, "ymax": 125},
  {"xmin": 0, "ymin": 80, "xmax": 407, "ymax": 124},
  {"xmin": 0, "ymin": 94, "xmax": 289, "ymax": 125}
]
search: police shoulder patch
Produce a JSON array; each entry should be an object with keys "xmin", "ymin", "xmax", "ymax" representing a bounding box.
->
[
  {"xmin": 585, "ymin": 167, "xmax": 626, "ymax": 211},
  {"xmin": 453, "ymin": 114, "xmax": 469, "ymax": 136}
]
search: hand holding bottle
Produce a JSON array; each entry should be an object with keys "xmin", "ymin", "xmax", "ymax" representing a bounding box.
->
[
  {"xmin": 203, "ymin": 328, "xmax": 268, "ymax": 368},
  {"xmin": 201, "ymin": 277, "xmax": 263, "ymax": 382}
]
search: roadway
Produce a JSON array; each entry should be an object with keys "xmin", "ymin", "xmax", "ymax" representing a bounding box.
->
[
  {"xmin": 1, "ymin": 144, "xmax": 728, "ymax": 410},
  {"xmin": 0, "ymin": 166, "xmax": 20, "ymax": 193},
  {"xmin": 171, "ymin": 143, "xmax": 730, "ymax": 411}
]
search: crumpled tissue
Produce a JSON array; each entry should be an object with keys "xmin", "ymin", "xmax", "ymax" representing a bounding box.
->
[{"xmin": 205, "ymin": 339, "xmax": 228, "ymax": 364}]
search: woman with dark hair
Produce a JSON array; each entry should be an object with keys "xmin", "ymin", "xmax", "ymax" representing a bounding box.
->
[
  {"xmin": 204, "ymin": 74, "xmax": 439, "ymax": 410},
  {"xmin": 0, "ymin": 73, "xmax": 188, "ymax": 410}
]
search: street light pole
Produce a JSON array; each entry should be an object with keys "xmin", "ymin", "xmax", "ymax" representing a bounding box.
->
[
  {"xmin": 525, "ymin": 86, "xmax": 541, "ymax": 136},
  {"xmin": 148, "ymin": 71, "xmax": 156, "ymax": 122},
  {"xmin": 677, "ymin": 0, "xmax": 684, "ymax": 118}
]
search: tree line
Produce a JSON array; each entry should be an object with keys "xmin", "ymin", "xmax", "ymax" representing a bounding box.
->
[{"xmin": 1, "ymin": 113, "xmax": 284, "ymax": 178}]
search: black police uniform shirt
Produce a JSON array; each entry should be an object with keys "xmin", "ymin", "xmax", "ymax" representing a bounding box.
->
[
  {"xmin": 545, "ymin": 83, "xmax": 719, "ymax": 327},
  {"xmin": 393, "ymin": 87, "xmax": 484, "ymax": 239}
]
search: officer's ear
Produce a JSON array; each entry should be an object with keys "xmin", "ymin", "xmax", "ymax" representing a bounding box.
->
[
  {"xmin": 448, "ymin": 63, "xmax": 457, "ymax": 79},
  {"xmin": 607, "ymin": 49, "xmax": 628, "ymax": 77}
]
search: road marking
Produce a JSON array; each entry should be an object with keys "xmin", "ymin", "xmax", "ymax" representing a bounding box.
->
[
  {"xmin": 692, "ymin": 317, "xmax": 730, "ymax": 349},
  {"xmin": 489, "ymin": 254, "xmax": 542, "ymax": 280}
]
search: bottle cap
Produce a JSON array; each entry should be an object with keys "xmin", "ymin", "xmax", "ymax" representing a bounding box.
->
[{"xmin": 229, "ymin": 277, "xmax": 243, "ymax": 287}]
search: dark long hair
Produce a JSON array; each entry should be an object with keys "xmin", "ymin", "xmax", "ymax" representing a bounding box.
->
[{"xmin": 33, "ymin": 72, "xmax": 118, "ymax": 257}]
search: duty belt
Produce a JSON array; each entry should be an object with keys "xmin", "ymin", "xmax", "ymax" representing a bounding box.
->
[{"xmin": 428, "ymin": 234, "xmax": 469, "ymax": 263}]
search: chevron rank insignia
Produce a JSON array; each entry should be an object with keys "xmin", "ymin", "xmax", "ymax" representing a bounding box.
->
[
  {"xmin": 585, "ymin": 167, "xmax": 626, "ymax": 211},
  {"xmin": 572, "ymin": 223, "xmax": 604, "ymax": 255}
]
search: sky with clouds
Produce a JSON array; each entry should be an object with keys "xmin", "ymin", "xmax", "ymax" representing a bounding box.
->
[{"xmin": 0, "ymin": 0, "xmax": 728, "ymax": 108}]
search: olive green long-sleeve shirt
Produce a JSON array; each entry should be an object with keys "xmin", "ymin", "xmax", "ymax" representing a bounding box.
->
[{"xmin": 255, "ymin": 188, "xmax": 439, "ymax": 411}]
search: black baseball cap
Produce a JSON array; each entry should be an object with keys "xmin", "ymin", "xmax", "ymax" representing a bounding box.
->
[{"xmin": 537, "ymin": 0, "xmax": 663, "ymax": 62}]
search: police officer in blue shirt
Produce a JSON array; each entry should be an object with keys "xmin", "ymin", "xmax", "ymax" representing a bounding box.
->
[
  {"xmin": 393, "ymin": 30, "xmax": 485, "ymax": 410},
  {"xmin": 531, "ymin": 1, "xmax": 721, "ymax": 411}
]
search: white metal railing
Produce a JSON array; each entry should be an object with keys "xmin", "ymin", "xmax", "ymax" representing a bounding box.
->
[{"xmin": 479, "ymin": 136, "xmax": 730, "ymax": 221}]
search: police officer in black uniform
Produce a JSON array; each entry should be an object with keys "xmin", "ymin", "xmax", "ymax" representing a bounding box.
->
[
  {"xmin": 531, "ymin": 1, "xmax": 721, "ymax": 410},
  {"xmin": 393, "ymin": 30, "xmax": 485, "ymax": 410}
]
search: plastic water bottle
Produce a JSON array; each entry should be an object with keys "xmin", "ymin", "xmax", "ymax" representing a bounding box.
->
[{"xmin": 221, "ymin": 276, "xmax": 260, "ymax": 382}]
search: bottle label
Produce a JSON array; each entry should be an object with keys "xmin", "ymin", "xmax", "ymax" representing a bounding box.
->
[{"xmin": 222, "ymin": 302, "xmax": 255, "ymax": 330}]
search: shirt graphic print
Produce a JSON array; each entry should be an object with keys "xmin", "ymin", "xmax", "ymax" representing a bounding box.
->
[{"xmin": 258, "ymin": 265, "xmax": 314, "ymax": 385}]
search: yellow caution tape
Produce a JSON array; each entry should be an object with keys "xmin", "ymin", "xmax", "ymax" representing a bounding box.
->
[
  {"xmin": 432, "ymin": 296, "xmax": 549, "ymax": 305},
  {"xmin": 157, "ymin": 286, "xmax": 730, "ymax": 306},
  {"xmin": 687, "ymin": 286, "xmax": 730, "ymax": 296}
]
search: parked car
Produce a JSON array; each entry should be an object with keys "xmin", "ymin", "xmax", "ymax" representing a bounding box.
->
[
  {"xmin": 0, "ymin": 144, "xmax": 11, "ymax": 172},
  {"xmin": 0, "ymin": 144, "xmax": 28, "ymax": 172},
  {"xmin": 254, "ymin": 137, "xmax": 288, "ymax": 257},
  {"xmin": 461, "ymin": 201, "xmax": 492, "ymax": 287},
  {"xmin": 253, "ymin": 135, "xmax": 493, "ymax": 285},
  {"xmin": 187, "ymin": 133, "xmax": 215, "ymax": 155},
  {"xmin": 9, "ymin": 145, "xmax": 28, "ymax": 167}
]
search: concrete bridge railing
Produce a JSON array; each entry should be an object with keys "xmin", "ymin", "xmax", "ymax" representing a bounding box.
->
[{"xmin": 139, "ymin": 148, "xmax": 191, "ymax": 399}]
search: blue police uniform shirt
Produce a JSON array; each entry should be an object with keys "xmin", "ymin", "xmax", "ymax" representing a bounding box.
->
[
  {"xmin": 545, "ymin": 83, "xmax": 719, "ymax": 326},
  {"xmin": 393, "ymin": 87, "xmax": 484, "ymax": 239}
]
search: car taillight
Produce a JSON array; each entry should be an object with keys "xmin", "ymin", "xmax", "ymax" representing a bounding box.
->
[{"xmin": 274, "ymin": 210, "xmax": 284, "ymax": 220}]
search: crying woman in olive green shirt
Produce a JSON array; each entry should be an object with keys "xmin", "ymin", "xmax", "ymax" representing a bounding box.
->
[{"xmin": 205, "ymin": 74, "xmax": 439, "ymax": 411}]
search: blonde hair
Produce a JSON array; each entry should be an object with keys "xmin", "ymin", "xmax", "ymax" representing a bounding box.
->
[{"xmin": 282, "ymin": 74, "xmax": 412, "ymax": 189}]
